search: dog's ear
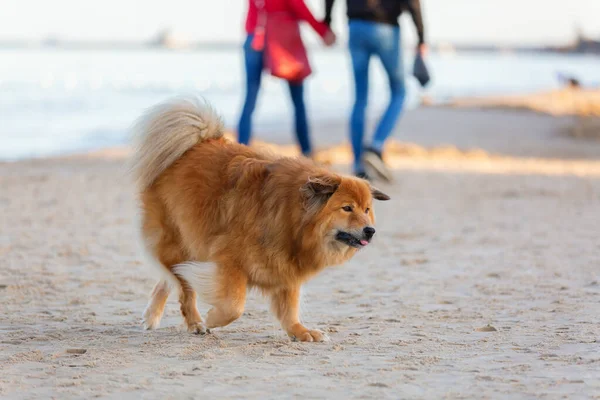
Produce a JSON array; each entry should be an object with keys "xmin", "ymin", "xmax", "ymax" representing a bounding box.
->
[
  {"xmin": 300, "ymin": 175, "xmax": 340, "ymax": 210},
  {"xmin": 371, "ymin": 186, "xmax": 390, "ymax": 201},
  {"xmin": 304, "ymin": 176, "xmax": 339, "ymax": 196}
]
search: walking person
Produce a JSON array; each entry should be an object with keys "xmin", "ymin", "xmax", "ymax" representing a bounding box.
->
[
  {"xmin": 239, "ymin": 0, "xmax": 336, "ymax": 158},
  {"xmin": 324, "ymin": 0, "xmax": 426, "ymax": 181}
]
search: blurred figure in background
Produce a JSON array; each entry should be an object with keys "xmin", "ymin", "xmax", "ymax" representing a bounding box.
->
[
  {"xmin": 239, "ymin": 0, "xmax": 336, "ymax": 158},
  {"xmin": 325, "ymin": 0, "xmax": 426, "ymax": 181}
]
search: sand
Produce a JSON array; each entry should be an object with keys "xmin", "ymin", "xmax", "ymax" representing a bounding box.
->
[
  {"xmin": 441, "ymin": 88, "xmax": 600, "ymax": 143},
  {"xmin": 1, "ymin": 106, "xmax": 600, "ymax": 398},
  {"xmin": 446, "ymin": 88, "xmax": 600, "ymax": 118}
]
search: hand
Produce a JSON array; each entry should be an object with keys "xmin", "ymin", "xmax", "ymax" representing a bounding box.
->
[
  {"xmin": 323, "ymin": 30, "xmax": 336, "ymax": 47},
  {"xmin": 417, "ymin": 43, "xmax": 428, "ymax": 56}
]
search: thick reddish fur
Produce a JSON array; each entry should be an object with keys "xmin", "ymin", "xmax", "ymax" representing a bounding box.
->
[{"xmin": 139, "ymin": 132, "xmax": 388, "ymax": 341}]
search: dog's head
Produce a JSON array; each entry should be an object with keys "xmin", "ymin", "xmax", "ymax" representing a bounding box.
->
[{"xmin": 300, "ymin": 173, "xmax": 390, "ymax": 251}]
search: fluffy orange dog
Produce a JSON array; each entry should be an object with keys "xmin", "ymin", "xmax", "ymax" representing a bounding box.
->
[{"xmin": 131, "ymin": 98, "xmax": 389, "ymax": 342}]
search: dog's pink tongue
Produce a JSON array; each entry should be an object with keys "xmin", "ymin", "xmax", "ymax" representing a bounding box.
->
[{"xmin": 360, "ymin": 240, "xmax": 369, "ymax": 246}]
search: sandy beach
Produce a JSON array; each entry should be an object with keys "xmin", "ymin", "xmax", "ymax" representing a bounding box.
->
[{"xmin": 1, "ymin": 103, "xmax": 600, "ymax": 399}]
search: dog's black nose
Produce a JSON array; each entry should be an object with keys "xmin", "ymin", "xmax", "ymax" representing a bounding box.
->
[{"xmin": 363, "ymin": 227, "xmax": 376, "ymax": 239}]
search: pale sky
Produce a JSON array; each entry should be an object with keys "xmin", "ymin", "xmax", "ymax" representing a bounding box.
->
[{"xmin": 1, "ymin": 0, "xmax": 599, "ymax": 46}]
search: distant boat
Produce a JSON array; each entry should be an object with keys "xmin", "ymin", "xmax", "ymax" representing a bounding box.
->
[
  {"xmin": 574, "ymin": 37, "xmax": 600, "ymax": 54},
  {"xmin": 43, "ymin": 36, "xmax": 60, "ymax": 47},
  {"xmin": 151, "ymin": 29, "xmax": 190, "ymax": 50}
]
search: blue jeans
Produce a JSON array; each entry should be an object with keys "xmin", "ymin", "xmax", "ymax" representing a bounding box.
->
[
  {"xmin": 237, "ymin": 35, "xmax": 312, "ymax": 156},
  {"xmin": 348, "ymin": 20, "xmax": 406, "ymax": 173}
]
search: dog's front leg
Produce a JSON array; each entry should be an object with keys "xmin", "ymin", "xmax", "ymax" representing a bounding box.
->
[{"xmin": 270, "ymin": 287, "xmax": 328, "ymax": 342}]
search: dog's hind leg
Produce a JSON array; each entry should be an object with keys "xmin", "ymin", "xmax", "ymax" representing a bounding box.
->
[
  {"xmin": 140, "ymin": 192, "xmax": 204, "ymax": 333},
  {"xmin": 142, "ymin": 279, "xmax": 171, "ymax": 330}
]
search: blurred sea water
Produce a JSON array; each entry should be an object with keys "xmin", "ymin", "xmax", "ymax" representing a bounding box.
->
[{"xmin": 1, "ymin": 47, "xmax": 599, "ymax": 160}]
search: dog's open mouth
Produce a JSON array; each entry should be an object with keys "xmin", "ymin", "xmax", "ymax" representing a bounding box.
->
[{"xmin": 335, "ymin": 231, "xmax": 369, "ymax": 248}]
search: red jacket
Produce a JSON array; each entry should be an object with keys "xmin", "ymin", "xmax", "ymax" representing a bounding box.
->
[{"xmin": 245, "ymin": 0, "xmax": 329, "ymax": 38}]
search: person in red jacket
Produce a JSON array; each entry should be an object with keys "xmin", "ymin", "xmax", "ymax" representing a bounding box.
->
[{"xmin": 238, "ymin": 0, "xmax": 335, "ymax": 158}]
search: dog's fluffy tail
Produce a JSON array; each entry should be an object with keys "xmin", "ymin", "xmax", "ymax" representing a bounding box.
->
[{"xmin": 130, "ymin": 97, "xmax": 224, "ymax": 191}]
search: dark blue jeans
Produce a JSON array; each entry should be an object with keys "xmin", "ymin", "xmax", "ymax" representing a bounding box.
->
[
  {"xmin": 348, "ymin": 20, "xmax": 406, "ymax": 173},
  {"xmin": 237, "ymin": 35, "xmax": 312, "ymax": 156}
]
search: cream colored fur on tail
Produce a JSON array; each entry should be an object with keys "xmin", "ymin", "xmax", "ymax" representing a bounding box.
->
[{"xmin": 129, "ymin": 97, "xmax": 224, "ymax": 191}]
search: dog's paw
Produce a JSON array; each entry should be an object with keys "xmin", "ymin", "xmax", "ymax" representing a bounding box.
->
[
  {"xmin": 187, "ymin": 321, "xmax": 208, "ymax": 335},
  {"xmin": 293, "ymin": 329, "xmax": 330, "ymax": 343},
  {"xmin": 142, "ymin": 309, "xmax": 161, "ymax": 330}
]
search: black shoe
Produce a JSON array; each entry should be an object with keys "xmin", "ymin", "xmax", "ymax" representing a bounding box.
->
[
  {"xmin": 363, "ymin": 147, "xmax": 392, "ymax": 183},
  {"xmin": 355, "ymin": 171, "xmax": 372, "ymax": 181}
]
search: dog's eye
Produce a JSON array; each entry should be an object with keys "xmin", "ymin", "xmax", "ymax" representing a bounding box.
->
[
  {"xmin": 342, "ymin": 206, "xmax": 353, "ymax": 212},
  {"xmin": 365, "ymin": 208, "xmax": 370, "ymax": 213}
]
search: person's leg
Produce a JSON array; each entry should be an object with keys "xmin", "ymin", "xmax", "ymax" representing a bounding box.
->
[
  {"xmin": 348, "ymin": 21, "xmax": 373, "ymax": 175},
  {"xmin": 371, "ymin": 25, "xmax": 406, "ymax": 152},
  {"xmin": 237, "ymin": 35, "xmax": 264, "ymax": 146},
  {"xmin": 363, "ymin": 25, "xmax": 405, "ymax": 182},
  {"xmin": 287, "ymin": 81, "xmax": 312, "ymax": 157}
]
